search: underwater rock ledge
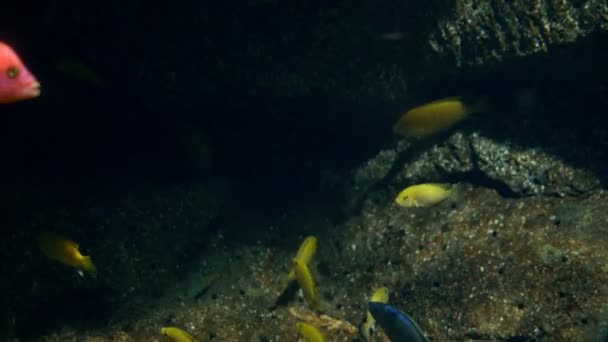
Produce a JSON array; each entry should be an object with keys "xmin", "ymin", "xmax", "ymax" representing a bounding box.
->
[{"xmin": 346, "ymin": 131, "xmax": 601, "ymax": 209}]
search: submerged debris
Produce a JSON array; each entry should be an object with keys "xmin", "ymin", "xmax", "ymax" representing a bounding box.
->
[{"xmin": 289, "ymin": 307, "xmax": 358, "ymax": 336}]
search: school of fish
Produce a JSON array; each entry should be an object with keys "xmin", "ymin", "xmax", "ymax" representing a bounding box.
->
[
  {"xmin": 25, "ymin": 87, "xmax": 472, "ymax": 342},
  {"xmin": 11, "ymin": 24, "xmax": 487, "ymax": 339}
]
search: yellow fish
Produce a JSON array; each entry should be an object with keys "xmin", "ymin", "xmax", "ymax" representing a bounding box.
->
[
  {"xmin": 160, "ymin": 327, "xmax": 195, "ymax": 342},
  {"xmin": 370, "ymin": 286, "xmax": 389, "ymax": 303},
  {"xmin": 393, "ymin": 97, "xmax": 486, "ymax": 138},
  {"xmin": 296, "ymin": 322, "xmax": 325, "ymax": 342},
  {"xmin": 286, "ymin": 236, "xmax": 317, "ymax": 284},
  {"xmin": 360, "ymin": 287, "xmax": 390, "ymax": 340},
  {"xmin": 36, "ymin": 232, "xmax": 97, "ymax": 277},
  {"xmin": 395, "ymin": 183, "xmax": 453, "ymax": 208},
  {"xmin": 293, "ymin": 258, "xmax": 319, "ymax": 309}
]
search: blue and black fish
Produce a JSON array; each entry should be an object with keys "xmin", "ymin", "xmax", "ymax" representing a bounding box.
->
[{"xmin": 368, "ymin": 302, "xmax": 428, "ymax": 342}]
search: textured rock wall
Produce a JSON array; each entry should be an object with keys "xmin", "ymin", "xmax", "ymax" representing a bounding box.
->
[
  {"xmin": 429, "ymin": 0, "xmax": 608, "ymax": 66},
  {"xmin": 21, "ymin": 1, "xmax": 604, "ymax": 111}
]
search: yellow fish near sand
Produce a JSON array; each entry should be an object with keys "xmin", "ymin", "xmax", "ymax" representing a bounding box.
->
[
  {"xmin": 160, "ymin": 327, "xmax": 196, "ymax": 342},
  {"xmin": 393, "ymin": 97, "xmax": 486, "ymax": 138},
  {"xmin": 395, "ymin": 183, "xmax": 453, "ymax": 208},
  {"xmin": 360, "ymin": 287, "xmax": 389, "ymax": 340},
  {"xmin": 296, "ymin": 322, "xmax": 325, "ymax": 342},
  {"xmin": 285, "ymin": 236, "xmax": 317, "ymax": 284},
  {"xmin": 36, "ymin": 232, "xmax": 97, "ymax": 277},
  {"xmin": 293, "ymin": 258, "xmax": 319, "ymax": 309}
]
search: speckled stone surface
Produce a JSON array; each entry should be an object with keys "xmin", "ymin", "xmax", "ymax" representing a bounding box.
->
[
  {"xmin": 29, "ymin": 186, "xmax": 608, "ymax": 341},
  {"xmin": 346, "ymin": 129, "xmax": 601, "ymax": 210},
  {"xmin": 429, "ymin": 0, "xmax": 608, "ymax": 67},
  {"xmin": 397, "ymin": 132, "xmax": 600, "ymax": 196}
]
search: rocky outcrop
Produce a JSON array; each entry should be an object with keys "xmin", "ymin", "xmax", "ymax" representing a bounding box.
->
[{"xmin": 429, "ymin": 0, "xmax": 608, "ymax": 67}]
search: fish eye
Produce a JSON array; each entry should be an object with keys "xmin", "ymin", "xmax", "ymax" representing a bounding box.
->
[{"xmin": 6, "ymin": 67, "xmax": 19, "ymax": 79}]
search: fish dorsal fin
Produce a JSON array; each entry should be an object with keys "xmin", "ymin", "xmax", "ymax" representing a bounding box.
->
[
  {"xmin": 427, "ymin": 183, "xmax": 451, "ymax": 190},
  {"xmin": 66, "ymin": 240, "xmax": 79, "ymax": 250},
  {"xmin": 426, "ymin": 96, "xmax": 462, "ymax": 105}
]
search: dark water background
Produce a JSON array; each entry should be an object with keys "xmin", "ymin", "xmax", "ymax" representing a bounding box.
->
[
  {"xmin": 1, "ymin": 1, "xmax": 607, "ymax": 212},
  {"xmin": 1, "ymin": 1, "xmax": 608, "ymax": 340}
]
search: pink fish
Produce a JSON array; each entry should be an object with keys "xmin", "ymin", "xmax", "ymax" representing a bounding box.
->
[{"xmin": 0, "ymin": 41, "xmax": 40, "ymax": 104}]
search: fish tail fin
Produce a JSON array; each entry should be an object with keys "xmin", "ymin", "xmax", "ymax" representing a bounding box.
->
[
  {"xmin": 81, "ymin": 256, "xmax": 97, "ymax": 277},
  {"xmin": 280, "ymin": 271, "xmax": 296, "ymax": 292},
  {"xmin": 446, "ymin": 184, "xmax": 463, "ymax": 205},
  {"xmin": 286, "ymin": 270, "xmax": 296, "ymax": 282}
]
